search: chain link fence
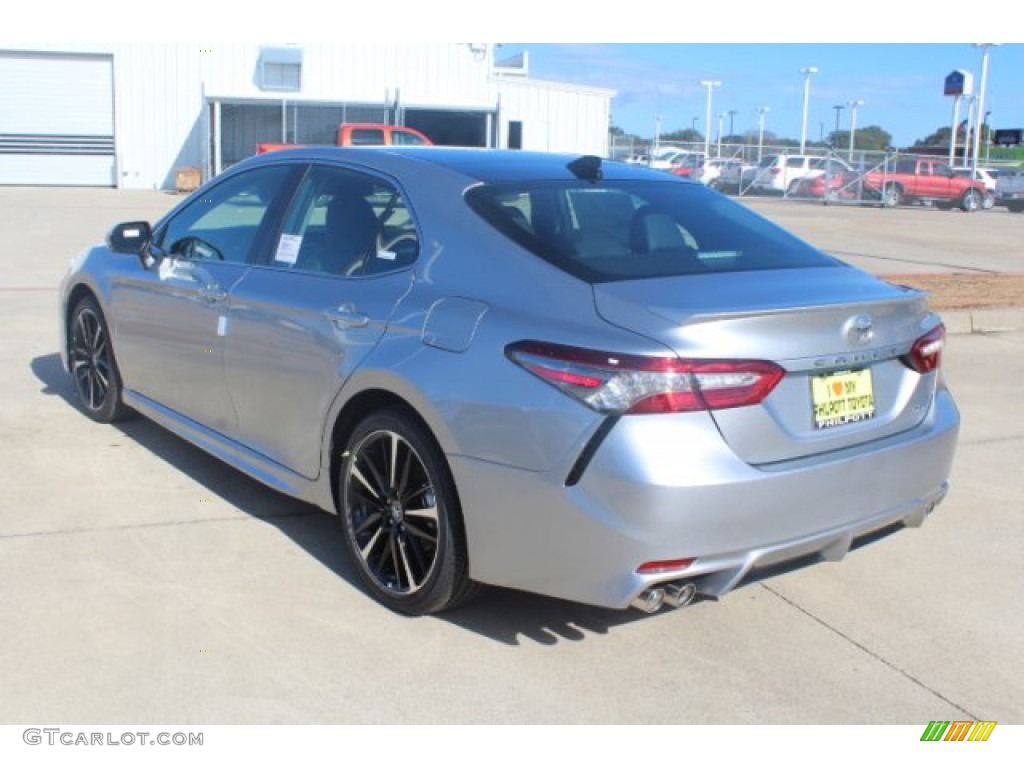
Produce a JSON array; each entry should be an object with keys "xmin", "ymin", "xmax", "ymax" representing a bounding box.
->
[{"xmin": 611, "ymin": 133, "xmax": 999, "ymax": 211}]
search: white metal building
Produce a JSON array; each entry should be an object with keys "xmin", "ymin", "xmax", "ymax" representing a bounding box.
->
[{"xmin": 0, "ymin": 44, "xmax": 613, "ymax": 189}]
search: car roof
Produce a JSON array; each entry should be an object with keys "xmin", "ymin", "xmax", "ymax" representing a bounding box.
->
[{"xmin": 241, "ymin": 146, "xmax": 682, "ymax": 184}]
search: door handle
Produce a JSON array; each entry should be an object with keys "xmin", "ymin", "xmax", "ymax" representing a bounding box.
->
[{"xmin": 326, "ymin": 304, "xmax": 370, "ymax": 329}]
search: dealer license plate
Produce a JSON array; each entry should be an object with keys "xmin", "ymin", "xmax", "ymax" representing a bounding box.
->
[{"xmin": 811, "ymin": 369, "xmax": 876, "ymax": 430}]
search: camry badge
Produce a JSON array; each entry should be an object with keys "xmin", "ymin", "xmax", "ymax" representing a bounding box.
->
[{"xmin": 844, "ymin": 314, "xmax": 874, "ymax": 347}]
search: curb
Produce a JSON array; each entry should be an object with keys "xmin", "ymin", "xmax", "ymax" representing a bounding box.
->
[{"xmin": 940, "ymin": 308, "xmax": 1024, "ymax": 335}]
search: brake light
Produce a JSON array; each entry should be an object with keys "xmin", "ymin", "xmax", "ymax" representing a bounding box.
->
[
  {"xmin": 770, "ymin": 167, "xmax": 781, "ymax": 175},
  {"xmin": 505, "ymin": 341, "xmax": 784, "ymax": 414},
  {"xmin": 907, "ymin": 324, "xmax": 945, "ymax": 373}
]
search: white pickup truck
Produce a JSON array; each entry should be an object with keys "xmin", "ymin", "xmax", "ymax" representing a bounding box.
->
[{"xmin": 994, "ymin": 169, "xmax": 1024, "ymax": 212}]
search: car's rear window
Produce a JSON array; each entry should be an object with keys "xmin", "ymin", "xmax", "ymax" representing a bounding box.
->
[{"xmin": 465, "ymin": 180, "xmax": 837, "ymax": 283}]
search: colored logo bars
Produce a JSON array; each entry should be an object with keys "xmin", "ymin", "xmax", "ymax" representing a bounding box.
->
[{"xmin": 920, "ymin": 721, "xmax": 997, "ymax": 742}]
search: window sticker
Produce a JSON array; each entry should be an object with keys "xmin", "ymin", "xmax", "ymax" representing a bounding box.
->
[
  {"xmin": 376, "ymin": 249, "xmax": 397, "ymax": 261},
  {"xmin": 274, "ymin": 234, "xmax": 303, "ymax": 265}
]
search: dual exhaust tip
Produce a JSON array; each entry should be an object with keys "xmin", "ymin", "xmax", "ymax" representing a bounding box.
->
[{"xmin": 630, "ymin": 582, "xmax": 698, "ymax": 613}]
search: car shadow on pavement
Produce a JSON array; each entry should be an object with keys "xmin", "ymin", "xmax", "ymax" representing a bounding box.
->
[{"xmin": 31, "ymin": 352, "xmax": 656, "ymax": 645}]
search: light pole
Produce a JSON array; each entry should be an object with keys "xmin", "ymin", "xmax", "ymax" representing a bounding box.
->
[
  {"xmin": 985, "ymin": 109, "xmax": 993, "ymax": 165},
  {"xmin": 700, "ymin": 79, "xmax": 721, "ymax": 160},
  {"xmin": 799, "ymin": 66, "xmax": 818, "ymax": 154},
  {"xmin": 949, "ymin": 94, "xmax": 963, "ymax": 166},
  {"xmin": 847, "ymin": 99, "xmax": 864, "ymax": 162},
  {"xmin": 961, "ymin": 94, "xmax": 975, "ymax": 166},
  {"xmin": 756, "ymin": 106, "xmax": 770, "ymax": 162},
  {"xmin": 832, "ymin": 104, "xmax": 844, "ymax": 147},
  {"xmin": 691, "ymin": 116, "xmax": 699, "ymax": 134},
  {"xmin": 971, "ymin": 44, "xmax": 998, "ymax": 176},
  {"xmin": 716, "ymin": 112, "xmax": 726, "ymax": 156},
  {"xmin": 727, "ymin": 109, "xmax": 738, "ymax": 140}
]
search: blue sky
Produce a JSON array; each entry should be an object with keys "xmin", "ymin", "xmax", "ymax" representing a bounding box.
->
[{"xmin": 495, "ymin": 43, "xmax": 1023, "ymax": 148}]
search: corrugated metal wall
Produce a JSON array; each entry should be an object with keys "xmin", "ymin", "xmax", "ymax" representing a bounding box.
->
[
  {"xmin": 492, "ymin": 77, "xmax": 612, "ymax": 157},
  {"xmin": 202, "ymin": 43, "xmax": 494, "ymax": 108},
  {"xmin": 112, "ymin": 44, "xmax": 206, "ymax": 189},
  {"xmin": 0, "ymin": 44, "xmax": 612, "ymax": 189}
]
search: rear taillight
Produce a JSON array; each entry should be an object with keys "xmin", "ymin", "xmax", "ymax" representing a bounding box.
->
[
  {"xmin": 505, "ymin": 341, "xmax": 784, "ymax": 415},
  {"xmin": 770, "ymin": 167, "xmax": 781, "ymax": 175},
  {"xmin": 907, "ymin": 324, "xmax": 945, "ymax": 373}
]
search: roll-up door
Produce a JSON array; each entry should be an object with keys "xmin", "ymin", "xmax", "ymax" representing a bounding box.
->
[{"xmin": 0, "ymin": 52, "xmax": 115, "ymax": 186}]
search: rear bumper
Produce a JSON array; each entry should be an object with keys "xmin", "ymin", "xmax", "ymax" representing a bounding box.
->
[{"xmin": 452, "ymin": 388, "xmax": 959, "ymax": 610}]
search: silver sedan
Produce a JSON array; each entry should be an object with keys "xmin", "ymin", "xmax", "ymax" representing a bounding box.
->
[{"xmin": 59, "ymin": 147, "xmax": 959, "ymax": 615}]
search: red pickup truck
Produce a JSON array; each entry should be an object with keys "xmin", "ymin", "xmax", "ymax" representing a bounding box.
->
[
  {"xmin": 256, "ymin": 123, "xmax": 432, "ymax": 154},
  {"xmin": 865, "ymin": 157, "xmax": 987, "ymax": 211}
]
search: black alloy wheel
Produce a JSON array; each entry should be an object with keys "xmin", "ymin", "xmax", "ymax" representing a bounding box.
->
[
  {"xmin": 339, "ymin": 409, "xmax": 478, "ymax": 614},
  {"xmin": 68, "ymin": 297, "xmax": 130, "ymax": 423}
]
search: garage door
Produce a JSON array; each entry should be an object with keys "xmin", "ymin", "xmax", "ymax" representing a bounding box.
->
[{"xmin": 0, "ymin": 52, "xmax": 115, "ymax": 186}]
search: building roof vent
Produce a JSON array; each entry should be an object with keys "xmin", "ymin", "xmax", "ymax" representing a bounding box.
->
[{"xmin": 258, "ymin": 46, "xmax": 303, "ymax": 92}]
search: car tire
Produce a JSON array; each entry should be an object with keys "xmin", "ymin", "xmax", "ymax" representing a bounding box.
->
[
  {"xmin": 981, "ymin": 192, "xmax": 995, "ymax": 211},
  {"xmin": 67, "ymin": 296, "xmax": 131, "ymax": 423},
  {"xmin": 882, "ymin": 183, "xmax": 902, "ymax": 208},
  {"xmin": 338, "ymin": 408, "xmax": 480, "ymax": 615},
  {"xmin": 960, "ymin": 189, "xmax": 981, "ymax": 213}
]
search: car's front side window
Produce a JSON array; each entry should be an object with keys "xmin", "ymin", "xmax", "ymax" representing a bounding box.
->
[
  {"xmin": 269, "ymin": 165, "xmax": 419, "ymax": 277},
  {"xmin": 159, "ymin": 166, "xmax": 293, "ymax": 263},
  {"xmin": 392, "ymin": 129, "xmax": 427, "ymax": 146}
]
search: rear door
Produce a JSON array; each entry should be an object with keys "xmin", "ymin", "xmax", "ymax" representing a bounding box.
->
[{"xmin": 222, "ymin": 164, "xmax": 418, "ymax": 479}]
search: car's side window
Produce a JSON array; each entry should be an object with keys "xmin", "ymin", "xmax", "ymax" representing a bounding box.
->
[
  {"xmin": 392, "ymin": 129, "xmax": 427, "ymax": 146},
  {"xmin": 349, "ymin": 129, "xmax": 386, "ymax": 145},
  {"xmin": 159, "ymin": 166, "xmax": 293, "ymax": 263},
  {"xmin": 270, "ymin": 165, "xmax": 420, "ymax": 277}
]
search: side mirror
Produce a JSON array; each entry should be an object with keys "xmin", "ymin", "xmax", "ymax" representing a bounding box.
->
[{"xmin": 107, "ymin": 221, "xmax": 152, "ymax": 254}]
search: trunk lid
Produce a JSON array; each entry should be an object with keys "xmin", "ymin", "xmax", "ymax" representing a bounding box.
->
[{"xmin": 593, "ymin": 266, "xmax": 939, "ymax": 464}]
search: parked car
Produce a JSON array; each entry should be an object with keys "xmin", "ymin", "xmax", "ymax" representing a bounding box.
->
[
  {"xmin": 791, "ymin": 169, "xmax": 865, "ymax": 201},
  {"xmin": 715, "ymin": 160, "xmax": 759, "ymax": 194},
  {"xmin": 750, "ymin": 154, "xmax": 853, "ymax": 195},
  {"xmin": 993, "ymin": 168, "xmax": 1024, "ymax": 212},
  {"xmin": 649, "ymin": 148, "xmax": 698, "ymax": 170},
  {"xmin": 863, "ymin": 157, "xmax": 987, "ymax": 211},
  {"xmin": 693, "ymin": 157, "xmax": 741, "ymax": 186},
  {"xmin": 951, "ymin": 166, "xmax": 998, "ymax": 209},
  {"xmin": 256, "ymin": 122, "xmax": 432, "ymax": 154},
  {"xmin": 60, "ymin": 147, "xmax": 959, "ymax": 616},
  {"xmin": 667, "ymin": 152, "xmax": 706, "ymax": 178}
]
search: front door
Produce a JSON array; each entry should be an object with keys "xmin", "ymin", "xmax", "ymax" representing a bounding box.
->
[{"xmin": 110, "ymin": 164, "xmax": 297, "ymax": 433}]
